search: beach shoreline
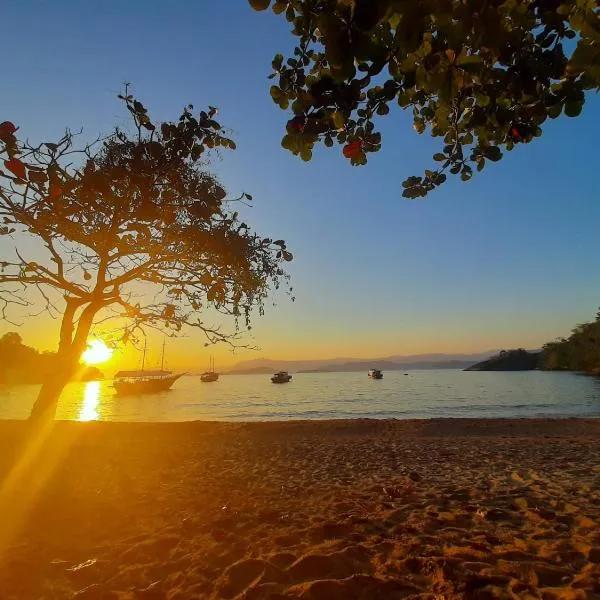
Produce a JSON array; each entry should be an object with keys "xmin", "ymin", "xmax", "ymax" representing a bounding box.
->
[{"xmin": 1, "ymin": 417, "xmax": 599, "ymax": 599}]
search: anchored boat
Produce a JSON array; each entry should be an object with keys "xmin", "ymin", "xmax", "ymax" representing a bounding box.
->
[
  {"xmin": 113, "ymin": 339, "xmax": 184, "ymax": 395},
  {"xmin": 113, "ymin": 370, "xmax": 183, "ymax": 395},
  {"xmin": 201, "ymin": 356, "xmax": 219, "ymax": 382},
  {"xmin": 271, "ymin": 371, "xmax": 292, "ymax": 383},
  {"xmin": 368, "ymin": 369, "xmax": 383, "ymax": 379}
]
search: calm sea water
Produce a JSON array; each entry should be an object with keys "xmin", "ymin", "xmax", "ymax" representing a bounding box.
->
[{"xmin": 1, "ymin": 370, "xmax": 599, "ymax": 422}]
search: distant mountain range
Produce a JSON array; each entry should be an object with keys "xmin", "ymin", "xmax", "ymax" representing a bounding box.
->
[{"xmin": 225, "ymin": 350, "xmax": 521, "ymax": 374}]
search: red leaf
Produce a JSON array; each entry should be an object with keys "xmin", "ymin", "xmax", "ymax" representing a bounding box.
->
[
  {"xmin": 3, "ymin": 158, "xmax": 26, "ymax": 180},
  {"xmin": 343, "ymin": 141, "xmax": 362, "ymax": 159},
  {"xmin": 0, "ymin": 121, "xmax": 17, "ymax": 135},
  {"xmin": 510, "ymin": 127, "xmax": 521, "ymax": 141}
]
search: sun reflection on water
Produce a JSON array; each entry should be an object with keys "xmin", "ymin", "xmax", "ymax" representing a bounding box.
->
[{"xmin": 79, "ymin": 381, "xmax": 100, "ymax": 421}]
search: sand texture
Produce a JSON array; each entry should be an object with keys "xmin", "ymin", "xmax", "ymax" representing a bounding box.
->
[{"xmin": 0, "ymin": 418, "xmax": 599, "ymax": 599}]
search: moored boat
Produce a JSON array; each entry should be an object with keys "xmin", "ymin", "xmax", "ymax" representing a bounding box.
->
[
  {"xmin": 368, "ymin": 369, "xmax": 383, "ymax": 379},
  {"xmin": 113, "ymin": 370, "xmax": 183, "ymax": 395},
  {"xmin": 200, "ymin": 356, "xmax": 219, "ymax": 382},
  {"xmin": 200, "ymin": 371, "xmax": 218, "ymax": 382},
  {"xmin": 271, "ymin": 371, "xmax": 292, "ymax": 383},
  {"xmin": 113, "ymin": 338, "xmax": 184, "ymax": 395}
]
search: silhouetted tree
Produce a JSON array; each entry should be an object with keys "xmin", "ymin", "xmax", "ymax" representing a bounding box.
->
[
  {"xmin": 0, "ymin": 331, "xmax": 23, "ymax": 347},
  {"xmin": 250, "ymin": 0, "xmax": 599, "ymax": 196},
  {"xmin": 0, "ymin": 91, "xmax": 291, "ymax": 422}
]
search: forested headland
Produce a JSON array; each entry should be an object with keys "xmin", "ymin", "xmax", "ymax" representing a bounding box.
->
[
  {"xmin": 0, "ymin": 333, "xmax": 102, "ymax": 384},
  {"xmin": 542, "ymin": 309, "xmax": 600, "ymax": 374}
]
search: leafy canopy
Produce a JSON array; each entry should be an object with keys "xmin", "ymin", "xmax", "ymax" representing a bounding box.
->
[
  {"xmin": 250, "ymin": 0, "xmax": 600, "ymax": 197},
  {"xmin": 0, "ymin": 92, "xmax": 292, "ymax": 358}
]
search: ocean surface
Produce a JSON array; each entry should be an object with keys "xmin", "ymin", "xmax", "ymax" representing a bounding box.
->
[{"xmin": 1, "ymin": 370, "xmax": 600, "ymax": 422}]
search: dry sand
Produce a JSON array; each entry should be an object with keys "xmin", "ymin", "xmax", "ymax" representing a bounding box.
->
[{"xmin": 0, "ymin": 418, "xmax": 599, "ymax": 599}]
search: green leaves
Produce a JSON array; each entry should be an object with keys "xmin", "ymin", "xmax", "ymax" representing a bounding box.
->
[
  {"xmin": 564, "ymin": 101, "xmax": 584, "ymax": 117},
  {"xmin": 257, "ymin": 0, "xmax": 598, "ymax": 197},
  {"xmin": 272, "ymin": 53, "xmax": 284, "ymax": 71},
  {"xmin": 413, "ymin": 119, "xmax": 426, "ymax": 134},
  {"xmin": 272, "ymin": 1, "xmax": 287, "ymax": 14},
  {"xmin": 331, "ymin": 111, "xmax": 345, "ymax": 130},
  {"xmin": 483, "ymin": 146, "xmax": 502, "ymax": 162},
  {"xmin": 270, "ymin": 85, "xmax": 289, "ymax": 109}
]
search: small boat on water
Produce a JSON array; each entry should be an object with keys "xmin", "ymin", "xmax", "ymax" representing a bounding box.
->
[
  {"xmin": 201, "ymin": 357, "xmax": 219, "ymax": 383},
  {"xmin": 368, "ymin": 369, "xmax": 383, "ymax": 379},
  {"xmin": 271, "ymin": 371, "xmax": 292, "ymax": 383},
  {"xmin": 113, "ymin": 339, "xmax": 184, "ymax": 395}
]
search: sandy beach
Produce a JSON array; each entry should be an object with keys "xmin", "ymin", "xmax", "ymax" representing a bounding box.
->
[{"xmin": 0, "ymin": 418, "xmax": 599, "ymax": 599}]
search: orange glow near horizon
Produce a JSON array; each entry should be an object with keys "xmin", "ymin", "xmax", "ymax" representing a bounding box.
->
[
  {"xmin": 1, "ymin": 313, "xmax": 556, "ymax": 373},
  {"xmin": 81, "ymin": 339, "xmax": 113, "ymax": 365}
]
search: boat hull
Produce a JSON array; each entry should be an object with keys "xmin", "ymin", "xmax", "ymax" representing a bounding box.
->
[
  {"xmin": 113, "ymin": 374, "xmax": 183, "ymax": 396},
  {"xmin": 200, "ymin": 372, "xmax": 219, "ymax": 382},
  {"xmin": 368, "ymin": 370, "xmax": 383, "ymax": 379}
]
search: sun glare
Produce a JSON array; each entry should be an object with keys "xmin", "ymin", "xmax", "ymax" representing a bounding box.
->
[{"xmin": 81, "ymin": 339, "xmax": 113, "ymax": 365}]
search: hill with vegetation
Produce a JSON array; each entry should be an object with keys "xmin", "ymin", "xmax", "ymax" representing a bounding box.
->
[
  {"xmin": 0, "ymin": 333, "xmax": 103, "ymax": 385},
  {"xmin": 542, "ymin": 309, "xmax": 600, "ymax": 374},
  {"xmin": 465, "ymin": 307, "xmax": 600, "ymax": 374},
  {"xmin": 465, "ymin": 349, "xmax": 542, "ymax": 371}
]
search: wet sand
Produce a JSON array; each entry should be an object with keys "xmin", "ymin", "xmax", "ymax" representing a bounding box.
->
[{"xmin": 0, "ymin": 418, "xmax": 599, "ymax": 599}]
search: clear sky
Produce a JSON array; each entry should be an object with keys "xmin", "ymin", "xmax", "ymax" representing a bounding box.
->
[{"xmin": 2, "ymin": 1, "xmax": 600, "ymax": 371}]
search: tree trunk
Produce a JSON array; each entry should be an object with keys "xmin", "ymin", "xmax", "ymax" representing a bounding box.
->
[
  {"xmin": 28, "ymin": 358, "xmax": 76, "ymax": 423},
  {"xmin": 28, "ymin": 299, "xmax": 100, "ymax": 423}
]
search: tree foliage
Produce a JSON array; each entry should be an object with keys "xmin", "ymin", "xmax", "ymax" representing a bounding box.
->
[
  {"xmin": 0, "ymin": 91, "xmax": 291, "ymax": 419},
  {"xmin": 542, "ymin": 308, "xmax": 600, "ymax": 372},
  {"xmin": 250, "ymin": 0, "xmax": 600, "ymax": 197}
]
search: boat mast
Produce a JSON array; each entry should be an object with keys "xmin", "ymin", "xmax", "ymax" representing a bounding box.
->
[{"xmin": 161, "ymin": 338, "xmax": 166, "ymax": 372}]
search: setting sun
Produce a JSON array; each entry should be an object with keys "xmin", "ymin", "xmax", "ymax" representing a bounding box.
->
[{"xmin": 81, "ymin": 339, "xmax": 113, "ymax": 365}]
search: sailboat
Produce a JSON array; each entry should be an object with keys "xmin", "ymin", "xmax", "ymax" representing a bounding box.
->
[
  {"xmin": 200, "ymin": 356, "xmax": 219, "ymax": 382},
  {"xmin": 113, "ymin": 339, "xmax": 185, "ymax": 395}
]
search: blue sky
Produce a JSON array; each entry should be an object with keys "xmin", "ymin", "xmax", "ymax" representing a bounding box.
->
[{"xmin": 2, "ymin": 1, "xmax": 600, "ymax": 367}]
